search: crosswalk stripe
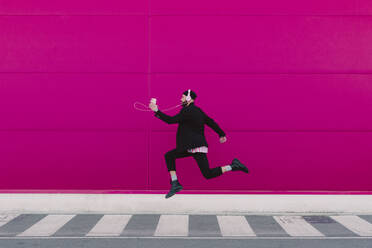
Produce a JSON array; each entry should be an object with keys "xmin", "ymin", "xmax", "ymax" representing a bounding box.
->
[
  {"xmin": 17, "ymin": 215, "xmax": 75, "ymax": 237},
  {"xmin": 273, "ymin": 216, "xmax": 324, "ymax": 236},
  {"xmin": 245, "ymin": 215, "xmax": 289, "ymax": 236},
  {"xmin": 0, "ymin": 214, "xmax": 19, "ymax": 228},
  {"xmin": 330, "ymin": 215, "xmax": 372, "ymax": 236},
  {"xmin": 217, "ymin": 216, "xmax": 256, "ymax": 236},
  {"xmin": 0, "ymin": 214, "xmax": 370, "ymax": 237},
  {"xmin": 121, "ymin": 214, "xmax": 160, "ymax": 237},
  {"xmin": 53, "ymin": 214, "xmax": 103, "ymax": 236},
  {"xmin": 154, "ymin": 215, "xmax": 188, "ymax": 236},
  {"xmin": 86, "ymin": 215, "xmax": 131, "ymax": 236},
  {"xmin": 189, "ymin": 215, "xmax": 221, "ymax": 237}
]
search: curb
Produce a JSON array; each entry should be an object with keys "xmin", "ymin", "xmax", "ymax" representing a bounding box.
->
[{"xmin": 0, "ymin": 194, "xmax": 372, "ymax": 214}]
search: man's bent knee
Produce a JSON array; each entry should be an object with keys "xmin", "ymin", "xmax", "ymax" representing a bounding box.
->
[
  {"xmin": 202, "ymin": 171, "xmax": 214, "ymax": 179},
  {"xmin": 164, "ymin": 151, "xmax": 173, "ymax": 160}
]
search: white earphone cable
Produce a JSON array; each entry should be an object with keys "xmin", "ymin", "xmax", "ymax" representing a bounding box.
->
[{"xmin": 133, "ymin": 101, "xmax": 182, "ymax": 112}]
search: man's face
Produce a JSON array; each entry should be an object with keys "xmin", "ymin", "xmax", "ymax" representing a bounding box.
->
[
  {"xmin": 181, "ymin": 94, "xmax": 186, "ymax": 104},
  {"xmin": 180, "ymin": 94, "xmax": 191, "ymax": 107}
]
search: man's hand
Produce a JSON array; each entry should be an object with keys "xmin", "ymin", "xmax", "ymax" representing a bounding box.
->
[
  {"xmin": 219, "ymin": 136, "xmax": 227, "ymax": 143},
  {"xmin": 149, "ymin": 102, "xmax": 158, "ymax": 112}
]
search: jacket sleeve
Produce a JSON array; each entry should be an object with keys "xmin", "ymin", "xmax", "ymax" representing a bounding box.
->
[
  {"xmin": 203, "ymin": 111, "xmax": 226, "ymax": 137},
  {"xmin": 154, "ymin": 109, "xmax": 191, "ymax": 124}
]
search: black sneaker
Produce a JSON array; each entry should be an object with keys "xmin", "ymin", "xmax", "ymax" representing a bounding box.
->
[
  {"xmin": 165, "ymin": 179, "xmax": 183, "ymax": 199},
  {"xmin": 231, "ymin": 158, "xmax": 249, "ymax": 173}
]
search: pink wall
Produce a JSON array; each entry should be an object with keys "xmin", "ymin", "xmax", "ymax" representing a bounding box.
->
[{"xmin": 0, "ymin": 0, "xmax": 371, "ymax": 193}]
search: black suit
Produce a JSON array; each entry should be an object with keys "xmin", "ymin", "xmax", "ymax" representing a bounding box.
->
[
  {"xmin": 154, "ymin": 102, "xmax": 226, "ymax": 152},
  {"xmin": 154, "ymin": 102, "xmax": 226, "ymax": 179}
]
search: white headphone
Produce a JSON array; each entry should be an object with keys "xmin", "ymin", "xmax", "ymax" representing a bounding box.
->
[
  {"xmin": 133, "ymin": 89, "xmax": 192, "ymax": 112},
  {"xmin": 186, "ymin": 89, "xmax": 192, "ymax": 102}
]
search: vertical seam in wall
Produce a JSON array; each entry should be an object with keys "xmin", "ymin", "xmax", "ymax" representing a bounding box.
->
[{"xmin": 147, "ymin": 0, "xmax": 151, "ymax": 190}]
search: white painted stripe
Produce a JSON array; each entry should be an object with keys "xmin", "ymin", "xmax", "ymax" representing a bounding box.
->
[
  {"xmin": 273, "ymin": 216, "xmax": 324, "ymax": 236},
  {"xmin": 86, "ymin": 215, "xmax": 131, "ymax": 236},
  {"xmin": 216, "ymin": 216, "xmax": 256, "ymax": 236},
  {"xmin": 0, "ymin": 214, "xmax": 19, "ymax": 228},
  {"xmin": 330, "ymin": 215, "xmax": 372, "ymax": 236},
  {"xmin": 154, "ymin": 215, "xmax": 188, "ymax": 236},
  {"xmin": 17, "ymin": 215, "xmax": 75, "ymax": 237}
]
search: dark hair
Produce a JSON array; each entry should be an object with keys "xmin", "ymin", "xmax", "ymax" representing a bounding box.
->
[{"xmin": 182, "ymin": 90, "xmax": 197, "ymax": 100}]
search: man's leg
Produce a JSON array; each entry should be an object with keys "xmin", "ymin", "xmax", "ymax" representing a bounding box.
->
[
  {"xmin": 164, "ymin": 148, "xmax": 192, "ymax": 198},
  {"xmin": 192, "ymin": 153, "xmax": 225, "ymax": 179},
  {"xmin": 164, "ymin": 148, "xmax": 193, "ymax": 180}
]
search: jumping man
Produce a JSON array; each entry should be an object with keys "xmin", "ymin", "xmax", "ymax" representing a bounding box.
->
[{"xmin": 149, "ymin": 89, "xmax": 249, "ymax": 198}]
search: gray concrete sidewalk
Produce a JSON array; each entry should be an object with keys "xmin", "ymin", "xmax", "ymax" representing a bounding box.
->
[{"xmin": 1, "ymin": 194, "xmax": 372, "ymax": 215}]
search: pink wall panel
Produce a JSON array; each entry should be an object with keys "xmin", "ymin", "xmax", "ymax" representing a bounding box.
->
[
  {"xmin": 359, "ymin": 0, "xmax": 372, "ymax": 15},
  {"xmin": 0, "ymin": 131, "xmax": 148, "ymax": 190},
  {"xmin": 149, "ymin": 131, "xmax": 372, "ymax": 191},
  {"xmin": 1, "ymin": 0, "xmax": 371, "ymax": 193},
  {"xmin": 0, "ymin": 73, "xmax": 149, "ymax": 129},
  {"xmin": 150, "ymin": 74, "xmax": 372, "ymax": 131},
  {"xmin": 151, "ymin": 0, "xmax": 359, "ymax": 15},
  {"xmin": 151, "ymin": 16, "xmax": 372, "ymax": 73},
  {"xmin": 0, "ymin": 16, "xmax": 148, "ymax": 72},
  {"xmin": 0, "ymin": 0, "xmax": 147, "ymax": 14}
]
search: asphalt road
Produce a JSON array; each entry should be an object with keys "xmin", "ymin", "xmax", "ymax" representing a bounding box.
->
[{"xmin": 0, "ymin": 237, "xmax": 371, "ymax": 248}]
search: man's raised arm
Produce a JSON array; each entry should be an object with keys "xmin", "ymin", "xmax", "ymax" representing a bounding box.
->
[
  {"xmin": 154, "ymin": 109, "xmax": 192, "ymax": 124},
  {"xmin": 203, "ymin": 111, "xmax": 226, "ymax": 137},
  {"xmin": 154, "ymin": 110, "xmax": 181, "ymax": 124}
]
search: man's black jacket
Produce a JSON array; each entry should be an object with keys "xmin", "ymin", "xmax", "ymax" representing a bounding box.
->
[{"xmin": 154, "ymin": 102, "xmax": 226, "ymax": 152}]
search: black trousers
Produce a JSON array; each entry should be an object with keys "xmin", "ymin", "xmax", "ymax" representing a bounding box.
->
[{"xmin": 164, "ymin": 148, "xmax": 223, "ymax": 179}]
